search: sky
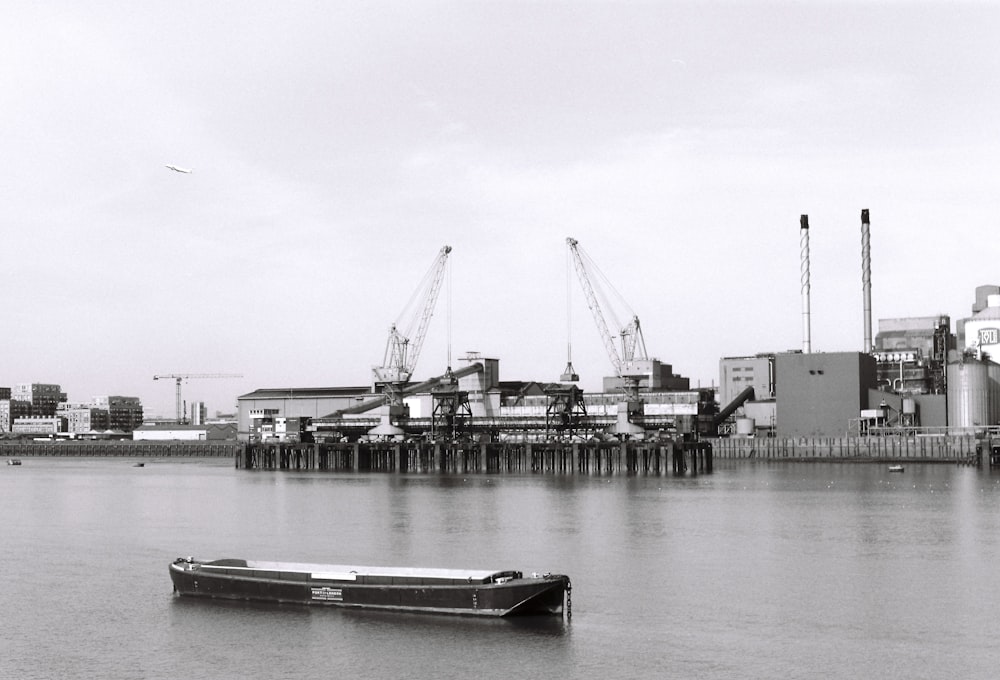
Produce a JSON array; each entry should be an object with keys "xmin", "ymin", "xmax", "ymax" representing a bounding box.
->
[{"xmin": 4, "ymin": 1, "xmax": 999, "ymax": 418}]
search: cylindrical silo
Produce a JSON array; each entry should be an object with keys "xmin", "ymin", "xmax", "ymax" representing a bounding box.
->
[
  {"xmin": 948, "ymin": 361, "xmax": 991, "ymax": 429},
  {"xmin": 735, "ymin": 417, "xmax": 755, "ymax": 436},
  {"xmin": 988, "ymin": 362, "xmax": 1000, "ymax": 426}
]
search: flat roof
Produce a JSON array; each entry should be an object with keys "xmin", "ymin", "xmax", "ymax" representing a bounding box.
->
[{"xmin": 238, "ymin": 387, "xmax": 371, "ymax": 400}]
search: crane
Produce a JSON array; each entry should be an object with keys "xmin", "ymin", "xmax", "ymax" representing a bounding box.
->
[
  {"xmin": 153, "ymin": 373, "xmax": 243, "ymax": 423},
  {"xmin": 566, "ymin": 237, "xmax": 649, "ymax": 416},
  {"xmin": 372, "ymin": 245, "xmax": 452, "ymax": 411}
]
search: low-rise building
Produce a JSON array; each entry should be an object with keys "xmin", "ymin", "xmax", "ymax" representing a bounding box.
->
[{"xmin": 13, "ymin": 415, "xmax": 66, "ymax": 435}]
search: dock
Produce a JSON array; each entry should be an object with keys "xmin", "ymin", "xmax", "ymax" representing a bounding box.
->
[{"xmin": 238, "ymin": 440, "xmax": 713, "ymax": 475}]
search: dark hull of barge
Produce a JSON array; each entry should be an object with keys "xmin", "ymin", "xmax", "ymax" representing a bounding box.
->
[{"xmin": 169, "ymin": 558, "xmax": 570, "ymax": 617}]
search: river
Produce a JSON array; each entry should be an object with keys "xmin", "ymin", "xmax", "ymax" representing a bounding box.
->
[{"xmin": 3, "ymin": 458, "xmax": 998, "ymax": 679}]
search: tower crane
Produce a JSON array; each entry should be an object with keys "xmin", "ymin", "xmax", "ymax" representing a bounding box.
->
[
  {"xmin": 153, "ymin": 373, "xmax": 243, "ymax": 423},
  {"xmin": 372, "ymin": 245, "xmax": 452, "ymax": 414},
  {"xmin": 566, "ymin": 237, "xmax": 650, "ymax": 434}
]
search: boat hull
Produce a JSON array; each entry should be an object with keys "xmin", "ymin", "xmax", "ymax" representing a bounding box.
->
[{"xmin": 169, "ymin": 558, "xmax": 570, "ymax": 617}]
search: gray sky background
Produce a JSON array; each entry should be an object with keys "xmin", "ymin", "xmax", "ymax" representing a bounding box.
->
[{"xmin": 4, "ymin": 1, "xmax": 998, "ymax": 418}]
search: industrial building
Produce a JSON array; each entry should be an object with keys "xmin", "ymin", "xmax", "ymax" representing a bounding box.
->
[
  {"xmin": 236, "ymin": 220, "xmax": 1000, "ymax": 446},
  {"xmin": 718, "ymin": 310, "xmax": 998, "ymax": 439},
  {"xmin": 714, "ymin": 209, "xmax": 1000, "ymax": 439},
  {"xmin": 237, "ymin": 356, "xmax": 714, "ymax": 444}
]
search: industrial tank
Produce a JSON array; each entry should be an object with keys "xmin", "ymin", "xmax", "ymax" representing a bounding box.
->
[
  {"xmin": 947, "ymin": 361, "xmax": 991, "ymax": 428},
  {"xmin": 989, "ymin": 362, "xmax": 1000, "ymax": 426},
  {"xmin": 735, "ymin": 417, "xmax": 755, "ymax": 436}
]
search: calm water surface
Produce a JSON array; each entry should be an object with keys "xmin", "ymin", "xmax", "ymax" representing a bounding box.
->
[{"xmin": 3, "ymin": 458, "xmax": 999, "ymax": 679}]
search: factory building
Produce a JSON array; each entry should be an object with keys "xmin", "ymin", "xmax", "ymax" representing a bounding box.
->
[
  {"xmin": 717, "ymin": 354, "xmax": 777, "ymax": 436},
  {"xmin": 957, "ymin": 284, "xmax": 1000, "ymax": 350},
  {"xmin": 601, "ymin": 359, "xmax": 690, "ymax": 393},
  {"xmin": 774, "ymin": 352, "xmax": 877, "ymax": 438},
  {"xmin": 238, "ymin": 386, "xmax": 373, "ymax": 442},
  {"xmin": 958, "ymin": 289, "xmax": 1000, "ymax": 360},
  {"xmin": 873, "ymin": 316, "xmax": 951, "ymax": 394}
]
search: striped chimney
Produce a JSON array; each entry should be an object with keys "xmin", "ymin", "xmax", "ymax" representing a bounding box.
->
[{"xmin": 801, "ymin": 214, "xmax": 811, "ymax": 354}]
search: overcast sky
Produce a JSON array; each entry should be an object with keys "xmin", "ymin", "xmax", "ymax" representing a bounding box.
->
[{"xmin": 4, "ymin": 1, "xmax": 999, "ymax": 417}]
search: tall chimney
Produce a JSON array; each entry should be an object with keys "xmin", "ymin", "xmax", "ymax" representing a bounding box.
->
[
  {"xmin": 861, "ymin": 209, "xmax": 872, "ymax": 353},
  {"xmin": 800, "ymin": 214, "xmax": 811, "ymax": 353}
]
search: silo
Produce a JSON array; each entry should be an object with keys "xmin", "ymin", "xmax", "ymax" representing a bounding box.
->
[
  {"xmin": 902, "ymin": 397, "xmax": 917, "ymax": 426},
  {"xmin": 735, "ymin": 417, "xmax": 755, "ymax": 436},
  {"xmin": 947, "ymin": 361, "xmax": 991, "ymax": 428},
  {"xmin": 988, "ymin": 362, "xmax": 1000, "ymax": 425}
]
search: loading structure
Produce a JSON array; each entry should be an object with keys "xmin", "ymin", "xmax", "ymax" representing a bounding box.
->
[
  {"xmin": 369, "ymin": 245, "xmax": 452, "ymax": 436},
  {"xmin": 566, "ymin": 237, "xmax": 649, "ymax": 436}
]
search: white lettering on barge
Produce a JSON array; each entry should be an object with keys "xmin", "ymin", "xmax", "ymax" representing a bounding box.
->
[{"xmin": 311, "ymin": 587, "xmax": 343, "ymax": 602}]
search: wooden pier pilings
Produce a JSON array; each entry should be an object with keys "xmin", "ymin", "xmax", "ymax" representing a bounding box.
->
[{"xmin": 239, "ymin": 440, "xmax": 713, "ymax": 475}]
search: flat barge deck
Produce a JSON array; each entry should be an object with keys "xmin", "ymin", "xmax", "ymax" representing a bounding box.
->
[{"xmin": 170, "ymin": 557, "xmax": 571, "ymax": 617}]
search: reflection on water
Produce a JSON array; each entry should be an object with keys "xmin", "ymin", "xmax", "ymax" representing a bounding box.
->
[{"xmin": 4, "ymin": 459, "xmax": 1000, "ymax": 679}]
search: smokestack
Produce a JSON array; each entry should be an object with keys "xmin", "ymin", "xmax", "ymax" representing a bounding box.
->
[
  {"xmin": 800, "ymin": 214, "xmax": 811, "ymax": 354},
  {"xmin": 861, "ymin": 209, "xmax": 872, "ymax": 353}
]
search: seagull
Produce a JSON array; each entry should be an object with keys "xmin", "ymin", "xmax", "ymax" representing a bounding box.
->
[{"xmin": 165, "ymin": 165, "xmax": 193, "ymax": 174}]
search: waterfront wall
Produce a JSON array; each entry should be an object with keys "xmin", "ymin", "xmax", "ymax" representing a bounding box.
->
[
  {"xmin": 0, "ymin": 440, "xmax": 240, "ymax": 458},
  {"xmin": 709, "ymin": 435, "xmax": 980, "ymax": 462},
  {"xmin": 2, "ymin": 436, "xmax": 984, "ymax": 467}
]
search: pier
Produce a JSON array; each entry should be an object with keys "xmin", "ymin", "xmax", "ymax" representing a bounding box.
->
[
  {"xmin": 238, "ymin": 440, "xmax": 713, "ymax": 475},
  {"xmin": 6, "ymin": 434, "xmax": 997, "ymax": 471}
]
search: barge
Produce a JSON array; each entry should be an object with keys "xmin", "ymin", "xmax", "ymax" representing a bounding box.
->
[{"xmin": 169, "ymin": 557, "xmax": 571, "ymax": 617}]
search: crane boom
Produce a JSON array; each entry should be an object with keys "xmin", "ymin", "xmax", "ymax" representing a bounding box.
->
[
  {"xmin": 567, "ymin": 238, "xmax": 621, "ymax": 374},
  {"xmin": 373, "ymin": 245, "xmax": 452, "ymax": 386},
  {"xmin": 566, "ymin": 237, "xmax": 649, "ymax": 377},
  {"xmin": 153, "ymin": 373, "xmax": 243, "ymax": 423}
]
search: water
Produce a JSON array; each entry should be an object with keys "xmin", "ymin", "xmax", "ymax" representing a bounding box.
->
[{"xmin": 3, "ymin": 458, "xmax": 1000, "ymax": 679}]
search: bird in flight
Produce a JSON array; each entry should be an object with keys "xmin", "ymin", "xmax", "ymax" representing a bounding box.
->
[{"xmin": 165, "ymin": 165, "xmax": 193, "ymax": 174}]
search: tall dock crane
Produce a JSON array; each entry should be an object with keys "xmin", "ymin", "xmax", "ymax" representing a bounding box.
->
[
  {"xmin": 153, "ymin": 373, "xmax": 243, "ymax": 423},
  {"xmin": 566, "ymin": 237, "xmax": 649, "ymax": 435},
  {"xmin": 372, "ymin": 245, "xmax": 452, "ymax": 418}
]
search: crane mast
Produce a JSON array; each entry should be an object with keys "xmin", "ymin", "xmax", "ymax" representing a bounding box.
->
[
  {"xmin": 373, "ymin": 245, "xmax": 452, "ymax": 408},
  {"xmin": 153, "ymin": 373, "xmax": 243, "ymax": 424}
]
